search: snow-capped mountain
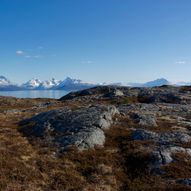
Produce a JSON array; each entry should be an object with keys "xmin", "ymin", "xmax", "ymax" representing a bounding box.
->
[
  {"xmin": 0, "ymin": 76, "xmax": 11, "ymax": 86},
  {"xmin": 38, "ymin": 78, "xmax": 61, "ymax": 90},
  {"xmin": 22, "ymin": 77, "xmax": 95, "ymax": 90},
  {"xmin": 55, "ymin": 77, "xmax": 96, "ymax": 90},
  {"xmin": 142, "ymin": 78, "xmax": 171, "ymax": 87},
  {"xmin": 0, "ymin": 76, "xmax": 22, "ymax": 90},
  {"xmin": 128, "ymin": 78, "xmax": 171, "ymax": 87},
  {"xmin": 22, "ymin": 78, "xmax": 42, "ymax": 89},
  {"xmin": 22, "ymin": 78, "xmax": 61, "ymax": 90},
  {"xmin": 1, "ymin": 75, "xmax": 191, "ymax": 91}
]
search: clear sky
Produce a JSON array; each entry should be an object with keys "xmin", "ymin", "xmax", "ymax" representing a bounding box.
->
[{"xmin": 1, "ymin": 0, "xmax": 191, "ymax": 84}]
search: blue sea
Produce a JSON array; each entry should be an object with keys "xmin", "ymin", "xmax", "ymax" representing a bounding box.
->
[{"xmin": 0, "ymin": 90, "xmax": 70, "ymax": 99}]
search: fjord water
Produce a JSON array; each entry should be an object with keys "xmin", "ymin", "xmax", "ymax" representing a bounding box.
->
[{"xmin": 0, "ymin": 90, "xmax": 70, "ymax": 99}]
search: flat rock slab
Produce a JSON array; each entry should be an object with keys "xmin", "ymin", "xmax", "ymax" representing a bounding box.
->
[{"xmin": 21, "ymin": 105, "xmax": 119, "ymax": 150}]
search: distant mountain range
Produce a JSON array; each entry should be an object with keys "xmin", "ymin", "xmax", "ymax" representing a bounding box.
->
[
  {"xmin": 0, "ymin": 76, "xmax": 190, "ymax": 91},
  {"xmin": 127, "ymin": 78, "xmax": 171, "ymax": 87},
  {"xmin": 22, "ymin": 78, "xmax": 61, "ymax": 90},
  {"xmin": 0, "ymin": 76, "xmax": 97, "ymax": 91}
]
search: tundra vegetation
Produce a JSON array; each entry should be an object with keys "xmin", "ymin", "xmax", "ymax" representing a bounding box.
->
[{"xmin": 1, "ymin": 85, "xmax": 191, "ymax": 190}]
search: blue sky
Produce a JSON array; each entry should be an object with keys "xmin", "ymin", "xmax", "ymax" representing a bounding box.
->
[{"xmin": 1, "ymin": 0, "xmax": 191, "ymax": 83}]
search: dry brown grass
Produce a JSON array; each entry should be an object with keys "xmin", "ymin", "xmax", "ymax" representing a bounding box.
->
[
  {"xmin": 1, "ymin": 97, "xmax": 191, "ymax": 190},
  {"xmin": 179, "ymin": 86, "xmax": 191, "ymax": 93},
  {"xmin": 162, "ymin": 152, "xmax": 191, "ymax": 180}
]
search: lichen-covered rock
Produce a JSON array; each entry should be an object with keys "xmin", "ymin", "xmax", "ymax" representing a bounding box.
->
[
  {"xmin": 159, "ymin": 132, "xmax": 191, "ymax": 144},
  {"xmin": 130, "ymin": 112, "xmax": 157, "ymax": 127},
  {"xmin": 132, "ymin": 129, "xmax": 159, "ymax": 141},
  {"xmin": 138, "ymin": 90, "xmax": 182, "ymax": 104},
  {"xmin": 21, "ymin": 105, "xmax": 119, "ymax": 150},
  {"xmin": 132, "ymin": 129, "xmax": 191, "ymax": 144},
  {"xmin": 118, "ymin": 103, "xmax": 159, "ymax": 115},
  {"xmin": 152, "ymin": 147, "xmax": 191, "ymax": 166},
  {"xmin": 104, "ymin": 89, "xmax": 124, "ymax": 98}
]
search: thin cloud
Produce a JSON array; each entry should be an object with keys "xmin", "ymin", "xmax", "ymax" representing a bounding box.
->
[
  {"xmin": 176, "ymin": 61, "xmax": 187, "ymax": 65},
  {"xmin": 16, "ymin": 49, "xmax": 43, "ymax": 59},
  {"xmin": 25, "ymin": 55, "xmax": 42, "ymax": 59},
  {"xmin": 34, "ymin": 55, "xmax": 41, "ymax": 58},
  {"xmin": 25, "ymin": 55, "xmax": 32, "ymax": 58},
  {"xmin": 16, "ymin": 50, "xmax": 24, "ymax": 55},
  {"xmin": 81, "ymin": 60, "xmax": 94, "ymax": 64}
]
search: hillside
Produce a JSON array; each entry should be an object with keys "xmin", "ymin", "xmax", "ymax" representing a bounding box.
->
[{"xmin": 1, "ymin": 85, "xmax": 191, "ymax": 190}]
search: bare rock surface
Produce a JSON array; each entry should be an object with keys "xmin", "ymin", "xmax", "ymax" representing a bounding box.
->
[
  {"xmin": 152, "ymin": 146, "xmax": 191, "ymax": 166},
  {"xmin": 21, "ymin": 105, "xmax": 119, "ymax": 150},
  {"xmin": 130, "ymin": 112, "xmax": 157, "ymax": 127},
  {"xmin": 104, "ymin": 89, "xmax": 124, "ymax": 98},
  {"xmin": 132, "ymin": 129, "xmax": 159, "ymax": 141},
  {"xmin": 132, "ymin": 129, "xmax": 191, "ymax": 144}
]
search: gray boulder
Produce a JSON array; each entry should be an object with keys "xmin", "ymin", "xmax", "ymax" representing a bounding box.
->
[
  {"xmin": 21, "ymin": 105, "xmax": 119, "ymax": 150},
  {"xmin": 130, "ymin": 113, "xmax": 157, "ymax": 127},
  {"xmin": 151, "ymin": 146, "xmax": 191, "ymax": 169},
  {"xmin": 104, "ymin": 89, "xmax": 124, "ymax": 98},
  {"xmin": 152, "ymin": 146, "xmax": 191, "ymax": 166},
  {"xmin": 133, "ymin": 129, "xmax": 191, "ymax": 168},
  {"xmin": 118, "ymin": 103, "xmax": 159, "ymax": 117},
  {"xmin": 176, "ymin": 179, "xmax": 191, "ymax": 186},
  {"xmin": 132, "ymin": 129, "xmax": 159, "ymax": 141},
  {"xmin": 159, "ymin": 132, "xmax": 191, "ymax": 144},
  {"xmin": 132, "ymin": 129, "xmax": 191, "ymax": 144}
]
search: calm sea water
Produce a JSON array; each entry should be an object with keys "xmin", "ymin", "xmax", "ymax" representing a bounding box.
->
[{"xmin": 0, "ymin": 90, "xmax": 70, "ymax": 99}]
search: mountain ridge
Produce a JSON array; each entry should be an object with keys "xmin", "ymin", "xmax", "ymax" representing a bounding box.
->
[{"xmin": 0, "ymin": 76, "xmax": 190, "ymax": 91}]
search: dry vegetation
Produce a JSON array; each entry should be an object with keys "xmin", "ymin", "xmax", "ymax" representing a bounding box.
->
[{"xmin": 0, "ymin": 96, "xmax": 191, "ymax": 191}]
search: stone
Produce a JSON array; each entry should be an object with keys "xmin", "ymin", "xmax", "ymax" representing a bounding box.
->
[
  {"xmin": 159, "ymin": 132, "xmax": 191, "ymax": 144},
  {"xmin": 138, "ymin": 89, "xmax": 182, "ymax": 104},
  {"xmin": 104, "ymin": 89, "xmax": 124, "ymax": 98},
  {"xmin": 21, "ymin": 105, "xmax": 119, "ymax": 150},
  {"xmin": 132, "ymin": 129, "xmax": 159, "ymax": 141},
  {"xmin": 132, "ymin": 129, "xmax": 191, "ymax": 144},
  {"xmin": 152, "ymin": 146, "xmax": 191, "ymax": 166},
  {"xmin": 118, "ymin": 103, "xmax": 159, "ymax": 116},
  {"xmin": 130, "ymin": 112, "xmax": 157, "ymax": 127}
]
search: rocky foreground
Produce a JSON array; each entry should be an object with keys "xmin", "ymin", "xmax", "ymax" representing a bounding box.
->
[{"xmin": 2, "ymin": 85, "xmax": 191, "ymax": 190}]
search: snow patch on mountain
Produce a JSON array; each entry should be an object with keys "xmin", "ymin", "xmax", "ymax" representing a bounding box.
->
[
  {"xmin": 0, "ymin": 76, "xmax": 11, "ymax": 86},
  {"xmin": 128, "ymin": 78, "xmax": 171, "ymax": 87},
  {"xmin": 38, "ymin": 78, "xmax": 61, "ymax": 89},
  {"xmin": 22, "ymin": 78, "xmax": 42, "ymax": 89},
  {"xmin": 56, "ymin": 77, "xmax": 96, "ymax": 90},
  {"xmin": 22, "ymin": 78, "xmax": 61, "ymax": 90},
  {"xmin": 0, "ymin": 76, "xmax": 22, "ymax": 91},
  {"xmin": 1, "ymin": 75, "xmax": 191, "ymax": 91}
]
